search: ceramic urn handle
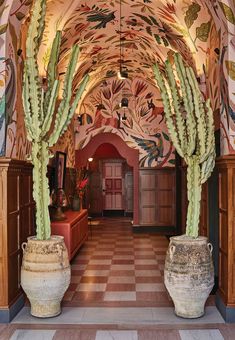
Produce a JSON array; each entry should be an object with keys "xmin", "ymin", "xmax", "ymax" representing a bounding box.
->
[
  {"xmin": 21, "ymin": 242, "xmax": 27, "ymax": 253},
  {"xmin": 169, "ymin": 244, "xmax": 175, "ymax": 260},
  {"xmin": 207, "ymin": 243, "xmax": 213, "ymax": 255}
]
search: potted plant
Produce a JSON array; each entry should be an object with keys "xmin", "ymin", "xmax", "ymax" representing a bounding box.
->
[
  {"xmin": 20, "ymin": 0, "xmax": 89, "ymax": 317},
  {"xmin": 153, "ymin": 53, "xmax": 215, "ymax": 318},
  {"xmin": 71, "ymin": 167, "xmax": 89, "ymax": 211}
]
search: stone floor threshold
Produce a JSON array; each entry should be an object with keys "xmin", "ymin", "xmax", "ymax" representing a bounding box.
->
[{"xmin": 12, "ymin": 306, "xmax": 224, "ymax": 325}]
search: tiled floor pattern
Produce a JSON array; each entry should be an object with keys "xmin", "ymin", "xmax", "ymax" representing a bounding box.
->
[
  {"xmin": 2, "ymin": 325, "xmax": 235, "ymax": 339},
  {"xmin": 63, "ymin": 217, "xmax": 214, "ymax": 308},
  {"xmin": 64, "ymin": 217, "xmax": 171, "ymax": 307},
  {"xmin": 1, "ymin": 217, "xmax": 227, "ymax": 339}
]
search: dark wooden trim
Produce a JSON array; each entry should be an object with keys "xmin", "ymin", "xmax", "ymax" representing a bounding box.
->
[
  {"xmin": 215, "ymin": 155, "xmax": 235, "ymax": 321},
  {"xmin": 0, "ymin": 158, "xmax": 35, "ymax": 321}
]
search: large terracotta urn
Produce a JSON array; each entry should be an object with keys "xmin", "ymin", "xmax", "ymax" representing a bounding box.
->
[
  {"xmin": 21, "ymin": 236, "xmax": 71, "ymax": 318},
  {"xmin": 164, "ymin": 235, "xmax": 214, "ymax": 318}
]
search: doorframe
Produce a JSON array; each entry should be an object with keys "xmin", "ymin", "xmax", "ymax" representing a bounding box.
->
[{"xmin": 75, "ymin": 133, "xmax": 139, "ymax": 225}]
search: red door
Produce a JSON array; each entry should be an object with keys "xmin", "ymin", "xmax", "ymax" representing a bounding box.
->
[{"xmin": 103, "ymin": 161, "xmax": 123, "ymax": 210}]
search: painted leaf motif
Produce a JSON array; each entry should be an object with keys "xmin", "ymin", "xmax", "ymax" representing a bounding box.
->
[
  {"xmin": 16, "ymin": 12, "xmax": 25, "ymax": 21},
  {"xmin": 219, "ymin": 2, "xmax": 235, "ymax": 24},
  {"xmin": 225, "ymin": 60, "xmax": 235, "ymax": 81},
  {"xmin": 133, "ymin": 13, "xmax": 153, "ymax": 26},
  {"xmin": 25, "ymin": 0, "xmax": 33, "ymax": 5},
  {"xmin": 0, "ymin": 24, "xmax": 7, "ymax": 35},
  {"xmin": 168, "ymin": 159, "xmax": 175, "ymax": 165},
  {"xmin": 196, "ymin": 21, "xmax": 211, "ymax": 42},
  {"xmin": 149, "ymin": 16, "xmax": 158, "ymax": 26},
  {"xmin": 184, "ymin": 2, "xmax": 201, "ymax": 29},
  {"xmin": 162, "ymin": 132, "xmax": 170, "ymax": 141}
]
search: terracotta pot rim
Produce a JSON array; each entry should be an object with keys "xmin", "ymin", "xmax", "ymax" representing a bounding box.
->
[
  {"xmin": 26, "ymin": 235, "xmax": 65, "ymax": 243},
  {"xmin": 170, "ymin": 235, "xmax": 208, "ymax": 243}
]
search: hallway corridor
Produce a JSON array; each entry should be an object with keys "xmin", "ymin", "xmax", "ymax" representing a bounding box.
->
[{"xmin": 1, "ymin": 218, "xmax": 233, "ymax": 339}]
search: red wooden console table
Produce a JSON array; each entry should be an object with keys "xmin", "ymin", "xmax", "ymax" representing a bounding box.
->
[{"xmin": 51, "ymin": 209, "xmax": 88, "ymax": 261}]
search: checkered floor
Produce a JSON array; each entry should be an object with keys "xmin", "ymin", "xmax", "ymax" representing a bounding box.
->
[{"xmin": 63, "ymin": 217, "xmax": 173, "ymax": 307}]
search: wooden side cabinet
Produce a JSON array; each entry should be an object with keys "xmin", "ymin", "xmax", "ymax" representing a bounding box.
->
[
  {"xmin": 0, "ymin": 159, "xmax": 35, "ymax": 322},
  {"xmin": 51, "ymin": 209, "xmax": 88, "ymax": 261}
]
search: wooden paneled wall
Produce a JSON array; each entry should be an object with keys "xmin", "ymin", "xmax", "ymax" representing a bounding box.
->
[
  {"xmin": 0, "ymin": 159, "xmax": 35, "ymax": 311},
  {"xmin": 216, "ymin": 156, "xmax": 235, "ymax": 308},
  {"xmin": 139, "ymin": 168, "xmax": 175, "ymax": 227}
]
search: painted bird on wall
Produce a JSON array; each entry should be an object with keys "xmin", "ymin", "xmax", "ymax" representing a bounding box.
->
[
  {"xmin": 87, "ymin": 9, "xmax": 116, "ymax": 29},
  {"xmin": 131, "ymin": 133, "xmax": 164, "ymax": 167}
]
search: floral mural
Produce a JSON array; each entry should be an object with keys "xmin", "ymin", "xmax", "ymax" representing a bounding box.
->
[
  {"xmin": 75, "ymin": 76, "xmax": 174, "ymax": 167},
  {"xmin": 0, "ymin": 0, "xmax": 235, "ymax": 162}
]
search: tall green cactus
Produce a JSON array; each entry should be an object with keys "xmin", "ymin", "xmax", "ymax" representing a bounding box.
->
[
  {"xmin": 22, "ymin": 0, "xmax": 89, "ymax": 240},
  {"xmin": 153, "ymin": 53, "xmax": 215, "ymax": 238}
]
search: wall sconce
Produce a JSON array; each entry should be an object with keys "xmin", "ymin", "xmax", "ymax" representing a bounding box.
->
[
  {"xmin": 88, "ymin": 157, "xmax": 93, "ymax": 162},
  {"xmin": 120, "ymin": 97, "xmax": 128, "ymax": 108},
  {"xmin": 121, "ymin": 109, "xmax": 127, "ymax": 121},
  {"xmin": 118, "ymin": 69, "xmax": 128, "ymax": 80},
  {"xmin": 117, "ymin": 97, "xmax": 128, "ymax": 123}
]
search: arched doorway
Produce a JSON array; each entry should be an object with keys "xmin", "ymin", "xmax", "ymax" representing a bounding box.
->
[{"xmin": 75, "ymin": 133, "xmax": 139, "ymax": 225}]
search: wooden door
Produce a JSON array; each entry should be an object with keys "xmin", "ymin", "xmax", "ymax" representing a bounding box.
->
[{"xmin": 103, "ymin": 161, "xmax": 123, "ymax": 210}]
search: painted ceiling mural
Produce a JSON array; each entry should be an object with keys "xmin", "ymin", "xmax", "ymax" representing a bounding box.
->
[
  {"xmin": 0, "ymin": 0, "xmax": 235, "ymax": 164},
  {"xmin": 75, "ymin": 76, "xmax": 174, "ymax": 167}
]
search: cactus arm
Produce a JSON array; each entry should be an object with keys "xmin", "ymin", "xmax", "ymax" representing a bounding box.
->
[
  {"xmin": 48, "ymin": 45, "xmax": 80, "ymax": 146},
  {"xmin": 43, "ymin": 31, "xmax": 62, "ymax": 114},
  {"xmin": 153, "ymin": 63, "xmax": 184, "ymax": 157},
  {"xmin": 187, "ymin": 68, "xmax": 206, "ymax": 160},
  {"xmin": 153, "ymin": 52, "xmax": 215, "ymax": 238},
  {"xmin": 201, "ymin": 151, "xmax": 216, "ymax": 184},
  {"xmin": 165, "ymin": 60, "xmax": 186, "ymax": 154},
  {"xmin": 23, "ymin": 0, "xmax": 89, "ymax": 240},
  {"xmin": 41, "ymin": 80, "xmax": 60, "ymax": 136},
  {"xmin": 22, "ymin": 72, "xmax": 33, "ymax": 141},
  {"xmin": 59, "ymin": 74, "xmax": 90, "ymax": 138},
  {"xmin": 204, "ymin": 99, "xmax": 215, "ymax": 158},
  {"xmin": 25, "ymin": 0, "xmax": 46, "ymax": 130},
  {"xmin": 174, "ymin": 54, "xmax": 196, "ymax": 156},
  {"xmin": 186, "ymin": 157, "xmax": 201, "ymax": 238}
]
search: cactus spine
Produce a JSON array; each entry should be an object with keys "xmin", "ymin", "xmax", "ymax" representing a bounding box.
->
[
  {"xmin": 153, "ymin": 53, "xmax": 215, "ymax": 238},
  {"xmin": 23, "ymin": 0, "xmax": 89, "ymax": 240}
]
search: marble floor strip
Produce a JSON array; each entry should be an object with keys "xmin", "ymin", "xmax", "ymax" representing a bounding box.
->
[{"xmin": 11, "ymin": 306, "xmax": 224, "ymax": 325}]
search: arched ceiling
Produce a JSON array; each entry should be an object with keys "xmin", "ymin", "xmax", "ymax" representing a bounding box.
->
[{"xmin": 36, "ymin": 0, "xmax": 212, "ymax": 92}]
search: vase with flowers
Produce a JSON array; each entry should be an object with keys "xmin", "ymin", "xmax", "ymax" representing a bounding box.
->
[{"xmin": 71, "ymin": 167, "xmax": 88, "ymax": 211}]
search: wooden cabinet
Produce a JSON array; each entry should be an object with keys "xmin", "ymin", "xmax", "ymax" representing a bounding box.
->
[
  {"xmin": 51, "ymin": 209, "xmax": 88, "ymax": 260},
  {"xmin": 139, "ymin": 168, "xmax": 176, "ymax": 227},
  {"xmin": 0, "ymin": 159, "xmax": 35, "ymax": 322}
]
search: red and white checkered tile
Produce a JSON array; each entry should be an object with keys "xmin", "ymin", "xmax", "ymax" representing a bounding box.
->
[{"xmin": 63, "ymin": 217, "xmax": 173, "ymax": 307}]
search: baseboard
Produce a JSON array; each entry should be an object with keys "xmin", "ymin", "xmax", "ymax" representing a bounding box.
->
[
  {"xmin": 211, "ymin": 276, "xmax": 218, "ymax": 295},
  {"xmin": 216, "ymin": 293, "xmax": 235, "ymax": 322},
  {"xmin": 0, "ymin": 294, "xmax": 25, "ymax": 323},
  {"xmin": 103, "ymin": 210, "xmax": 125, "ymax": 217},
  {"xmin": 132, "ymin": 225, "xmax": 177, "ymax": 234}
]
